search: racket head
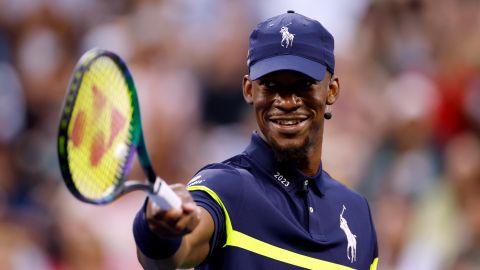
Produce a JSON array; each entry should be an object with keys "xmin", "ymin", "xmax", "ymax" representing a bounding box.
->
[{"xmin": 57, "ymin": 49, "xmax": 145, "ymax": 204}]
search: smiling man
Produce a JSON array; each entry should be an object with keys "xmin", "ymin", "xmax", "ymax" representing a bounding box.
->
[{"xmin": 133, "ymin": 11, "xmax": 378, "ymax": 270}]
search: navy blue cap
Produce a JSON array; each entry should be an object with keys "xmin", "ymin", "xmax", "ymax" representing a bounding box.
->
[{"xmin": 247, "ymin": 11, "xmax": 335, "ymax": 81}]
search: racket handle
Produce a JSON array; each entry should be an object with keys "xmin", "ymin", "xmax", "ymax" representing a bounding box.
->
[{"xmin": 148, "ymin": 177, "xmax": 182, "ymax": 210}]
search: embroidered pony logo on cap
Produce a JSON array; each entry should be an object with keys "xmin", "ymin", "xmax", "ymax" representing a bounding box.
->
[
  {"xmin": 340, "ymin": 205, "xmax": 357, "ymax": 263},
  {"xmin": 280, "ymin": 24, "xmax": 294, "ymax": 48}
]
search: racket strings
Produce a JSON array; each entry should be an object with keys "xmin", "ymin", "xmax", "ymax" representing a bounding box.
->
[{"xmin": 67, "ymin": 56, "xmax": 135, "ymax": 200}]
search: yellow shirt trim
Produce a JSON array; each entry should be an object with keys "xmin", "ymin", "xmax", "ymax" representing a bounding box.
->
[{"xmin": 370, "ymin": 257, "xmax": 378, "ymax": 270}]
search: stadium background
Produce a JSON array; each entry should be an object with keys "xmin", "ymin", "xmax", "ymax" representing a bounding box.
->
[{"xmin": 0, "ymin": 0, "xmax": 479, "ymax": 269}]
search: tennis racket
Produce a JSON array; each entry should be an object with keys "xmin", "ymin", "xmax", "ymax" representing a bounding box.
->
[{"xmin": 57, "ymin": 48, "xmax": 181, "ymax": 209}]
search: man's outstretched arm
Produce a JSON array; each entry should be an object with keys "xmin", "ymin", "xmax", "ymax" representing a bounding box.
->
[{"xmin": 133, "ymin": 184, "xmax": 215, "ymax": 269}]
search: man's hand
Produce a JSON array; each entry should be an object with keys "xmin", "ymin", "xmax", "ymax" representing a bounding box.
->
[
  {"xmin": 146, "ymin": 184, "xmax": 201, "ymax": 239},
  {"xmin": 136, "ymin": 183, "xmax": 214, "ymax": 269}
]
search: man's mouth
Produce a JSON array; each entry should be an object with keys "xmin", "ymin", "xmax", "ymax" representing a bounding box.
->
[
  {"xmin": 270, "ymin": 119, "xmax": 307, "ymax": 126},
  {"xmin": 268, "ymin": 115, "xmax": 310, "ymax": 134}
]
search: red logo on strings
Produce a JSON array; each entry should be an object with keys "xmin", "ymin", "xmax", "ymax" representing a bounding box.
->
[{"xmin": 71, "ymin": 84, "xmax": 127, "ymax": 166}]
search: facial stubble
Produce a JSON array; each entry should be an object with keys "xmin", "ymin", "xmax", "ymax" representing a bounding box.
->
[{"xmin": 270, "ymin": 126, "xmax": 319, "ymax": 168}]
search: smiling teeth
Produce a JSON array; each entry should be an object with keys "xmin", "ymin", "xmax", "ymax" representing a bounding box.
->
[{"xmin": 275, "ymin": 120, "xmax": 302, "ymax": 125}]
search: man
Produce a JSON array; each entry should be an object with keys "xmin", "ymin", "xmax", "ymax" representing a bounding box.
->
[{"xmin": 133, "ymin": 10, "xmax": 379, "ymax": 270}]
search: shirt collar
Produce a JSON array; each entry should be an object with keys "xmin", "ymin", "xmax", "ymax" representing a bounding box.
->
[{"xmin": 243, "ymin": 132, "xmax": 325, "ymax": 195}]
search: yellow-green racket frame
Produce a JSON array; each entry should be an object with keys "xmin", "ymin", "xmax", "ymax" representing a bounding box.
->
[{"xmin": 57, "ymin": 49, "xmax": 180, "ymax": 209}]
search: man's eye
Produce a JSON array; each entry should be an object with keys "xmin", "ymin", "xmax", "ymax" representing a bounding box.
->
[
  {"xmin": 260, "ymin": 81, "xmax": 276, "ymax": 88},
  {"xmin": 300, "ymin": 80, "xmax": 316, "ymax": 88}
]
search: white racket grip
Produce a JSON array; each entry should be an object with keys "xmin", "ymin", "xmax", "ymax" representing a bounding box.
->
[{"xmin": 148, "ymin": 177, "xmax": 182, "ymax": 210}]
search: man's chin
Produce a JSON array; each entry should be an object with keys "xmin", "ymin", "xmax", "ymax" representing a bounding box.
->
[{"xmin": 270, "ymin": 138, "xmax": 309, "ymax": 166}]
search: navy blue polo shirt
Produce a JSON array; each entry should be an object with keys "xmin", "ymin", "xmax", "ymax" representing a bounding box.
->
[{"xmin": 188, "ymin": 133, "xmax": 378, "ymax": 270}]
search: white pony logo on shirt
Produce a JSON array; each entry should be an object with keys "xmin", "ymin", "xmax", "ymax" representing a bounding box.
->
[{"xmin": 340, "ymin": 205, "xmax": 357, "ymax": 263}]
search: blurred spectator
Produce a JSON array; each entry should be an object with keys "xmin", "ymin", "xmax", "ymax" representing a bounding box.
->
[
  {"xmin": 401, "ymin": 132, "xmax": 480, "ymax": 270},
  {"xmin": 359, "ymin": 71, "xmax": 441, "ymax": 200},
  {"xmin": 0, "ymin": 62, "xmax": 25, "ymax": 143},
  {"xmin": 463, "ymin": 70, "xmax": 480, "ymax": 136},
  {"xmin": 0, "ymin": 217, "xmax": 51, "ymax": 270},
  {"xmin": 374, "ymin": 191, "xmax": 413, "ymax": 270},
  {"xmin": 197, "ymin": 1, "xmax": 253, "ymax": 127}
]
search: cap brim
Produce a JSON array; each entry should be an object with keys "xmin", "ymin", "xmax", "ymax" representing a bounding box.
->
[{"xmin": 249, "ymin": 55, "xmax": 327, "ymax": 81}]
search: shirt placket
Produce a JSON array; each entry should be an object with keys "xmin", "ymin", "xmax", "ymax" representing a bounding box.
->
[{"xmin": 304, "ymin": 179, "xmax": 327, "ymax": 241}]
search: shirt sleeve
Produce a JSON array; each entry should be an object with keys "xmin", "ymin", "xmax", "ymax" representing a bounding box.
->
[
  {"xmin": 187, "ymin": 163, "xmax": 246, "ymax": 256},
  {"xmin": 191, "ymin": 189, "xmax": 226, "ymax": 255}
]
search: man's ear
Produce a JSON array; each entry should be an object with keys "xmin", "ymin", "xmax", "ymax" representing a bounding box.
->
[
  {"xmin": 243, "ymin": 75, "xmax": 254, "ymax": 105},
  {"xmin": 327, "ymin": 75, "xmax": 340, "ymax": 105}
]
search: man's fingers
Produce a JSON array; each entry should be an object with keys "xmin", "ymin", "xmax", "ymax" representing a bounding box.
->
[
  {"xmin": 175, "ymin": 210, "xmax": 201, "ymax": 233},
  {"xmin": 148, "ymin": 208, "xmax": 199, "ymax": 236},
  {"xmin": 152, "ymin": 207, "xmax": 182, "ymax": 222}
]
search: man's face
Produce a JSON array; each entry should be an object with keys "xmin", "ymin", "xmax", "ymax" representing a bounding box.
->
[{"xmin": 243, "ymin": 70, "xmax": 336, "ymax": 164}]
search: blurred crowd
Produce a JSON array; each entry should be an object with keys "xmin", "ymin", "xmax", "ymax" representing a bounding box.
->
[{"xmin": 0, "ymin": 0, "xmax": 479, "ymax": 269}]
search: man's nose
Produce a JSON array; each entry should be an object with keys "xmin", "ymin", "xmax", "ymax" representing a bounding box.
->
[{"xmin": 274, "ymin": 93, "xmax": 302, "ymax": 111}]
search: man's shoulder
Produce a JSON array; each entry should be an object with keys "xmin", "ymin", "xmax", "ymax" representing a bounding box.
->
[
  {"xmin": 322, "ymin": 170, "xmax": 369, "ymax": 205},
  {"xmin": 187, "ymin": 154, "xmax": 253, "ymax": 189}
]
